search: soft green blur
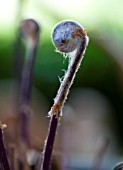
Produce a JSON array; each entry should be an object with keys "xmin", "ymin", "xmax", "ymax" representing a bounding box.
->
[{"xmin": 0, "ymin": 0, "xmax": 122, "ymax": 101}]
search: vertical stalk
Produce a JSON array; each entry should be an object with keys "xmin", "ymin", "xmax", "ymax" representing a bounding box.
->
[
  {"xmin": 0, "ymin": 123, "xmax": 10, "ymax": 170},
  {"xmin": 41, "ymin": 115, "xmax": 58, "ymax": 170},
  {"xmin": 19, "ymin": 19, "xmax": 40, "ymax": 146},
  {"xmin": 17, "ymin": 19, "xmax": 40, "ymax": 170},
  {"xmin": 19, "ymin": 44, "xmax": 37, "ymax": 144},
  {"xmin": 41, "ymin": 20, "xmax": 88, "ymax": 170}
]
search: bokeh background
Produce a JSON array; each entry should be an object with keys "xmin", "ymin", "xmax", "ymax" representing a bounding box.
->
[{"xmin": 0, "ymin": 0, "xmax": 123, "ymax": 169}]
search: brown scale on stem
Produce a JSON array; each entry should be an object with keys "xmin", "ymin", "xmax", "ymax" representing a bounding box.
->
[{"xmin": 50, "ymin": 103, "xmax": 61, "ymax": 118}]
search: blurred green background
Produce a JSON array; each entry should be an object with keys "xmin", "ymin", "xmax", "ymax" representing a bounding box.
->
[{"xmin": 0, "ymin": 0, "xmax": 123, "ymax": 169}]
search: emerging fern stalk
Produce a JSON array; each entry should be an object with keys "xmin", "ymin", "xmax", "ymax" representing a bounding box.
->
[{"xmin": 41, "ymin": 20, "xmax": 89, "ymax": 170}]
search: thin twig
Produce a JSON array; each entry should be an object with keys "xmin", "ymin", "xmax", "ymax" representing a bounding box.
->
[
  {"xmin": 17, "ymin": 19, "xmax": 40, "ymax": 169},
  {"xmin": 0, "ymin": 123, "xmax": 10, "ymax": 170},
  {"xmin": 19, "ymin": 19, "xmax": 40, "ymax": 145}
]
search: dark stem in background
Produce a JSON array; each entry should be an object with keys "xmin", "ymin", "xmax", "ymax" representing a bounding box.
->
[
  {"xmin": 19, "ymin": 19, "xmax": 40, "ymax": 145},
  {"xmin": 19, "ymin": 45, "xmax": 37, "ymax": 144},
  {"xmin": 41, "ymin": 20, "xmax": 88, "ymax": 170},
  {"xmin": 0, "ymin": 124, "xmax": 11, "ymax": 170}
]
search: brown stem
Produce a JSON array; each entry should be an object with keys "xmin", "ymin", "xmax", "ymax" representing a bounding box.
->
[
  {"xmin": 41, "ymin": 37, "xmax": 87, "ymax": 170},
  {"xmin": 19, "ymin": 45, "xmax": 37, "ymax": 145},
  {"xmin": 19, "ymin": 19, "xmax": 39, "ymax": 145},
  {"xmin": 0, "ymin": 124, "xmax": 10, "ymax": 170}
]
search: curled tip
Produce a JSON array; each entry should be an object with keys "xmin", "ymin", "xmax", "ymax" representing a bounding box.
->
[
  {"xmin": 20, "ymin": 19, "xmax": 40, "ymax": 43},
  {"xmin": 51, "ymin": 20, "xmax": 87, "ymax": 53}
]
